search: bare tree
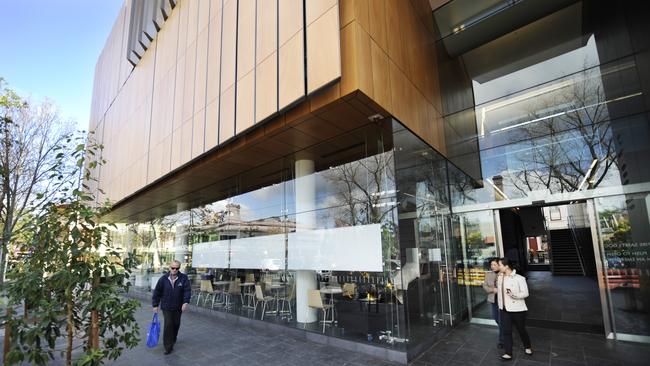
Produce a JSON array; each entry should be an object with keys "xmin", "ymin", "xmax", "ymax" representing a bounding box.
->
[
  {"xmin": 326, "ymin": 152, "xmax": 395, "ymax": 226},
  {"xmin": 501, "ymin": 67, "xmax": 618, "ymax": 196},
  {"xmin": 0, "ymin": 78, "xmax": 75, "ymax": 285}
]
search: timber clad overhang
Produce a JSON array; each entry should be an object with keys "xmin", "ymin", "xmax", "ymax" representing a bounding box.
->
[{"xmin": 90, "ymin": 0, "xmax": 445, "ymax": 222}]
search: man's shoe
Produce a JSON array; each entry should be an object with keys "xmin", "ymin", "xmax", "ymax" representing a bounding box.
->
[{"xmin": 164, "ymin": 349, "xmax": 173, "ymax": 355}]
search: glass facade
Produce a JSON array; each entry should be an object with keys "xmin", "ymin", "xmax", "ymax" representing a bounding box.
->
[
  {"xmin": 435, "ymin": 0, "xmax": 650, "ymax": 342},
  {"xmin": 112, "ymin": 1, "xmax": 650, "ymax": 359},
  {"xmin": 114, "ymin": 119, "xmax": 465, "ymax": 354}
]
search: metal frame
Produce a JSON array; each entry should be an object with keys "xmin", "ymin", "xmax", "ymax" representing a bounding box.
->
[
  {"xmin": 452, "ymin": 182, "xmax": 650, "ymax": 215},
  {"xmin": 493, "ymin": 209, "xmax": 504, "ymax": 257},
  {"xmin": 615, "ymin": 333, "xmax": 650, "ymax": 344},
  {"xmin": 587, "ymin": 199, "xmax": 615, "ymax": 339},
  {"xmin": 459, "ymin": 215, "xmax": 474, "ymax": 322},
  {"xmin": 463, "ymin": 210, "xmax": 503, "ymax": 325}
]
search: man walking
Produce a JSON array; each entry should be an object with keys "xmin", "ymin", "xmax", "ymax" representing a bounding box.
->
[{"xmin": 152, "ymin": 260, "xmax": 191, "ymax": 354}]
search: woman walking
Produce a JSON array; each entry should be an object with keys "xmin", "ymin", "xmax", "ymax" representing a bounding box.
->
[
  {"xmin": 483, "ymin": 258, "xmax": 503, "ymax": 348},
  {"xmin": 497, "ymin": 257, "xmax": 533, "ymax": 361}
]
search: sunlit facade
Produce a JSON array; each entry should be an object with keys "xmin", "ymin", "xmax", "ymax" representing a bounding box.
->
[{"xmin": 91, "ymin": 0, "xmax": 650, "ymax": 362}]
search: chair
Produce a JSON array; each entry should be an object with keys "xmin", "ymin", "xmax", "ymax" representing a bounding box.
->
[
  {"xmin": 254, "ymin": 285, "xmax": 275, "ymax": 319},
  {"xmin": 195, "ymin": 279, "xmax": 211, "ymax": 306},
  {"xmin": 308, "ymin": 290, "xmax": 334, "ymax": 333},
  {"xmin": 200, "ymin": 280, "xmax": 217, "ymax": 308},
  {"xmin": 342, "ymin": 283, "xmax": 357, "ymax": 299},
  {"xmin": 190, "ymin": 281, "xmax": 201, "ymax": 304},
  {"xmin": 223, "ymin": 279, "xmax": 241, "ymax": 310},
  {"xmin": 277, "ymin": 282, "xmax": 295, "ymax": 319},
  {"xmin": 263, "ymin": 276, "xmax": 273, "ymax": 291}
]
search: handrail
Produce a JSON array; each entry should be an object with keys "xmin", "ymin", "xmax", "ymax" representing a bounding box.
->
[{"xmin": 567, "ymin": 215, "xmax": 587, "ymax": 276}]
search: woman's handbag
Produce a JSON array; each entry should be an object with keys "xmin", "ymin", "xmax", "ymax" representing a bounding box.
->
[{"xmin": 146, "ymin": 313, "xmax": 161, "ymax": 348}]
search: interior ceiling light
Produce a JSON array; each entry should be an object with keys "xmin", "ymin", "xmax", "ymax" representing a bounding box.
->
[{"xmin": 368, "ymin": 114, "xmax": 384, "ymax": 122}]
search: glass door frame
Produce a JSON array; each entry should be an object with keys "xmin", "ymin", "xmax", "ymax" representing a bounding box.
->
[
  {"xmin": 586, "ymin": 199, "xmax": 616, "ymax": 339},
  {"xmin": 490, "ymin": 199, "xmax": 614, "ymax": 338},
  {"xmin": 413, "ymin": 213, "xmax": 454, "ymax": 327},
  {"xmin": 590, "ymin": 194, "xmax": 650, "ymax": 344},
  {"xmin": 461, "ymin": 209, "xmax": 503, "ymax": 326}
]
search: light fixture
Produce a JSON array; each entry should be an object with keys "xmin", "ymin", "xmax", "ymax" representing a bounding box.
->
[
  {"xmin": 368, "ymin": 114, "xmax": 384, "ymax": 122},
  {"xmin": 484, "ymin": 177, "xmax": 510, "ymax": 201},
  {"xmin": 577, "ymin": 159, "xmax": 598, "ymax": 191}
]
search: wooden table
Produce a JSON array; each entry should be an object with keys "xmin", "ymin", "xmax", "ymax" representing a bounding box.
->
[{"xmin": 320, "ymin": 286, "xmax": 342, "ymax": 306}]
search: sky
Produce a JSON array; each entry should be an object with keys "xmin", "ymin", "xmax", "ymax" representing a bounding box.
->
[{"xmin": 0, "ymin": 0, "xmax": 124, "ymax": 131}]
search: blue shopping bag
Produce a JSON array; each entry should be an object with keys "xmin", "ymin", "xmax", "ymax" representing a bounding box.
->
[{"xmin": 146, "ymin": 313, "xmax": 160, "ymax": 348}]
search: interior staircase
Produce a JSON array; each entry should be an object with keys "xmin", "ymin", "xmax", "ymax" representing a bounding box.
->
[{"xmin": 549, "ymin": 229, "xmax": 585, "ymax": 276}]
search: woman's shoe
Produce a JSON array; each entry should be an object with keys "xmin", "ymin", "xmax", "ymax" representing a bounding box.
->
[
  {"xmin": 501, "ymin": 354, "xmax": 513, "ymax": 361},
  {"xmin": 525, "ymin": 348, "xmax": 533, "ymax": 356}
]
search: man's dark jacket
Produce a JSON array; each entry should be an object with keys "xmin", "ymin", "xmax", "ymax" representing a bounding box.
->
[{"xmin": 152, "ymin": 272, "xmax": 192, "ymax": 311}]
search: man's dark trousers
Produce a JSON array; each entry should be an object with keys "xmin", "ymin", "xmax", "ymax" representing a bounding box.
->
[{"xmin": 162, "ymin": 310, "xmax": 182, "ymax": 351}]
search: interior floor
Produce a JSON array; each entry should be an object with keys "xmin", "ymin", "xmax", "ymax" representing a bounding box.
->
[
  {"xmin": 472, "ymin": 271, "xmax": 603, "ymax": 332},
  {"xmin": 526, "ymin": 272, "xmax": 602, "ymax": 326}
]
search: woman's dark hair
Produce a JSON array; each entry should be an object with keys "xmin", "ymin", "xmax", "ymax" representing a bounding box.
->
[
  {"xmin": 489, "ymin": 257, "xmax": 499, "ymax": 265},
  {"xmin": 498, "ymin": 257, "xmax": 515, "ymax": 270}
]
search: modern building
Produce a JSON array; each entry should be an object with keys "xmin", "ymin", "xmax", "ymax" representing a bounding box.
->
[{"xmin": 89, "ymin": 0, "xmax": 650, "ymax": 362}]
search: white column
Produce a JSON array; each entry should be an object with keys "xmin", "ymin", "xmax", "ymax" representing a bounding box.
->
[
  {"xmin": 174, "ymin": 224, "xmax": 189, "ymax": 265},
  {"xmin": 295, "ymin": 159, "xmax": 318, "ymax": 323}
]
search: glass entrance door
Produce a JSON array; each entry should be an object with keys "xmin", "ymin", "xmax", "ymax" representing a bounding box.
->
[
  {"xmin": 456, "ymin": 210, "xmax": 500, "ymax": 324},
  {"xmin": 414, "ymin": 214, "xmax": 451, "ymax": 327},
  {"xmin": 593, "ymin": 193, "xmax": 650, "ymax": 342}
]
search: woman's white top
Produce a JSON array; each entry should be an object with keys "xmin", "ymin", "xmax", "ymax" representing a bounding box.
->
[{"xmin": 497, "ymin": 270, "xmax": 529, "ymax": 312}]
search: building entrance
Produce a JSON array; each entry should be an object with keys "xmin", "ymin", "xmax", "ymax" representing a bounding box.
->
[{"xmin": 497, "ymin": 202, "xmax": 604, "ymax": 333}]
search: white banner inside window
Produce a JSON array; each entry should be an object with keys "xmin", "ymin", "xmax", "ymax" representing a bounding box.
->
[
  {"xmin": 288, "ymin": 223, "xmax": 383, "ymax": 271},
  {"xmin": 230, "ymin": 234, "xmax": 285, "ymax": 270},
  {"xmin": 192, "ymin": 240, "xmax": 230, "ymax": 268}
]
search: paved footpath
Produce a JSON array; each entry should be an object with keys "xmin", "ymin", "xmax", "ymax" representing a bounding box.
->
[
  {"xmin": 111, "ymin": 300, "xmax": 399, "ymax": 366},
  {"xmin": 3, "ymin": 299, "xmax": 650, "ymax": 365}
]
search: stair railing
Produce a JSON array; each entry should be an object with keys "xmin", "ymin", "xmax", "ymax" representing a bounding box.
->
[
  {"xmin": 567, "ymin": 215, "xmax": 587, "ymax": 276},
  {"xmin": 543, "ymin": 212, "xmax": 555, "ymax": 274}
]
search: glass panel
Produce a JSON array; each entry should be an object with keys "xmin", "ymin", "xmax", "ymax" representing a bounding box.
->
[
  {"xmin": 456, "ymin": 210, "xmax": 498, "ymax": 320},
  {"xmin": 476, "ymin": 56, "xmax": 645, "ymax": 151},
  {"xmin": 449, "ymin": 112, "xmax": 650, "ymax": 208},
  {"xmin": 596, "ymin": 193, "xmax": 650, "ymax": 337},
  {"xmin": 285, "ymin": 148, "xmax": 404, "ymax": 346},
  {"xmin": 392, "ymin": 120, "xmax": 463, "ymax": 350}
]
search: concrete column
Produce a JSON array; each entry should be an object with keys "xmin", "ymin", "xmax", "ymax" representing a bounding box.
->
[{"xmin": 295, "ymin": 159, "xmax": 318, "ymax": 323}]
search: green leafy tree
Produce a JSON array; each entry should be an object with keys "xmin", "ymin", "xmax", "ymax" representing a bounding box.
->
[{"xmin": 2, "ymin": 134, "xmax": 140, "ymax": 365}]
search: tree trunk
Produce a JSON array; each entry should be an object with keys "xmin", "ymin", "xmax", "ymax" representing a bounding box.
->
[
  {"xmin": 0, "ymin": 217, "xmax": 13, "ymax": 286},
  {"xmin": 3, "ymin": 307, "xmax": 11, "ymax": 364},
  {"xmin": 88, "ymin": 275, "xmax": 100, "ymax": 350},
  {"xmin": 66, "ymin": 288, "xmax": 73, "ymax": 366},
  {"xmin": 0, "ymin": 119, "xmax": 13, "ymax": 287},
  {"xmin": 90, "ymin": 310, "xmax": 99, "ymax": 350}
]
